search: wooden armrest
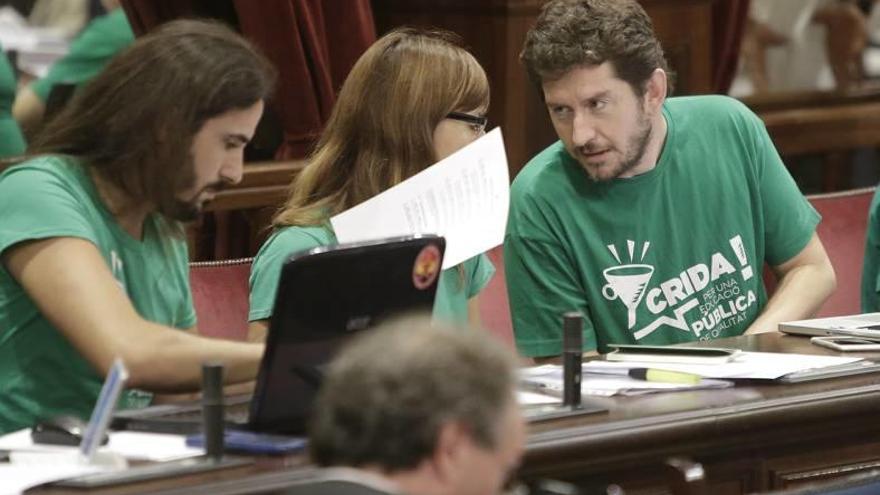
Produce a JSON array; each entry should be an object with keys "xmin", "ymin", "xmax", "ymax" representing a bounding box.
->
[{"xmin": 743, "ymin": 90, "xmax": 880, "ymax": 156}]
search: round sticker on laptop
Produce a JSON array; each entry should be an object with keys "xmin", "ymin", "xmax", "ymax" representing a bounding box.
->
[{"xmin": 412, "ymin": 244, "xmax": 441, "ymax": 290}]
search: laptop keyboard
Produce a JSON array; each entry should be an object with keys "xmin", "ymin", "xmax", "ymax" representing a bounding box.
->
[
  {"xmin": 112, "ymin": 395, "xmax": 252, "ymax": 434},
  {"xmin": 153, "ymin": 401, "xmax": 251, "ymax": 424}
]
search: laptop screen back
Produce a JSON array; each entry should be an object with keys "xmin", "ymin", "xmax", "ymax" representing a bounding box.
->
[{"xmin": 247, "ymin": 235, "xmax": 445, "ymax": 434}]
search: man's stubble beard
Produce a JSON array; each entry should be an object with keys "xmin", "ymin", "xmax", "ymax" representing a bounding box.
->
[{"xmin": 580, "ymin": 112, "xmax": 653, "ymax": 182}]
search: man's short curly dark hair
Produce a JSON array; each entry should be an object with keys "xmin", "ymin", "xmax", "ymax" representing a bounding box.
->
[
  {"xmin": 308, "ymin": 315, "xmax": 517, "ymax": 471},
  {"xmin": 520, "ymin": 0, "xmax": 672, "ymax": 97}
]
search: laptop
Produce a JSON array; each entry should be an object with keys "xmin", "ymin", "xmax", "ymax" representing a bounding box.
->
[
  {"xmin": 113, "ymin": 234, "xmax": 445, "ymax": 435},
  {"xmin": 779, "ymin": 312, "xmax": 880, "ymax": 337}
]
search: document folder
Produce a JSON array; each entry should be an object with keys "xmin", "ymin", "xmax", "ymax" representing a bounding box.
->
[
  {"xmin": 774, "ymin": 360, "xmax": 880, "ymax": 383},
  {"xmin": 581, "ymin": 352, "xmax": 880, "ymax": 383}
]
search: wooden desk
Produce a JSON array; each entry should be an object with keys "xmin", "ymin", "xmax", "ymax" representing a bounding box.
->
[
  {"xmin": 524, "ymin": 333, "xmax": 880, "ymax": 494},
  {"xmin": 28, "ymin": 333, "xmax": 880, "ymax": 494}
]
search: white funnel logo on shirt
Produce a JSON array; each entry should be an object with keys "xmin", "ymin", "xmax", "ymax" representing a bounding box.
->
[{"xmin": 602, "ymin": 241, "xmax": 653, "ymax": 329}]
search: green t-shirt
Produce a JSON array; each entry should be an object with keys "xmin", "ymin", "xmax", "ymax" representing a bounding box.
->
[
  {"xmin": 31, "ymin": 9, "xmax": 134, "ymax": 102},
  {"xmin": 249, "ymin": 225, "xmax": 495, "ymax": 325},
  {"xmin": 505, "ymin": 95, "xmax": 819, "ymax": 357},
  {"xmin": 862, "ymin": 187, "xmax": 880, "ymax": 312},
  {"xmin": 0, "ymin": 44, "xmax": 25, "ymax": 157},
  {"xmin": 0, "ymin": 156, "xmax": 195, "ymax": 434}
]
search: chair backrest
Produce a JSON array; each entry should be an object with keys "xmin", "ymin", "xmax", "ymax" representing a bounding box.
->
[
  {"xmin": 189, "ymin": 257, "xmax": 253, "ymax": 341},
  {"xmin": 477, "ymin": 245, "xmax": 515, "ymax": 349},
  {"xmin": 807, "ymin": 187, "xmax": 875, "ymax": 317}
]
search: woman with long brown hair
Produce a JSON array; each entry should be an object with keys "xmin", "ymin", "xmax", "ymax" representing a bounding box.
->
[{"xmin": 248, "ymin": 27, "xmax": 494, "ymax": 341}]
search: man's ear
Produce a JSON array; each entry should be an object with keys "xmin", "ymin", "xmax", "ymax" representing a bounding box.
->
[
  {"xmin": 431, "ymin": 421, "xmax": 470, "ymax": 484},
  {"xmin": 643, "ymin": 68, "xmax": 668, "ymax": 115}
]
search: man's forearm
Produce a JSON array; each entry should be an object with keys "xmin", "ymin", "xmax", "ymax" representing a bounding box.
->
[
  {"xmin": 745, "ymin": 262, "xmax": 836, "ymax": 334},
  {"xmin": 12, "ymin": 85, "xmax": 46, "ymax": 137},
  {"xmin": 117, "ymin": 322, "xmax": 264, "ymax": 392}
]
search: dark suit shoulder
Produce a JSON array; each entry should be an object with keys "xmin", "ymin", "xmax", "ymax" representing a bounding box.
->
[{"xmin": 283, "ymin": 479, "xmax": 394, "ymax": 495}]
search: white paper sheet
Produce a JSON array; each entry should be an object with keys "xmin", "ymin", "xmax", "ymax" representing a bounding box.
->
[
  {"xmin": 583, "ymin": 352, "xmax": 864, "ymax": 380},
  {"xmin": 0, "ymin": 429, "xmax": 202, "ymax": 494},
  {"xmin": 331, "ymin": 128, "xmax": 510, "ymax": 269},
  {"xmin": 520, "ymin": 365, "xmax": 733, "ymax": 397},
  {"xmin": 107, "ymin": 431, "xmax": 203, "ymax": 461},
  {"xmin": 0, "ymin": 429, "xmax": 201, "ymax": 462},
  {"xmin": 516, "ymin": 390, "xmax": 559, "ymax": 406},
  {"xmin": 0, "ymin": 7, "xmax": 69, "ymax": 77},
  {"xmin": 0, "ymin": 463, "xmax": 104, "ymax": 495}
]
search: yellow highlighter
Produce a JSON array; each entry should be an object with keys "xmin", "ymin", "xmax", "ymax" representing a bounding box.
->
[{"xmin": 628, "ymin": 368, "xmax": 702, "ymax": 385}]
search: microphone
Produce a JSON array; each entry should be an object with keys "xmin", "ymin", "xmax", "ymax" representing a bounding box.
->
[
  {"xmin": 201, "ymin": 363, "xmax": 225, "ymax": 462},
  {"xmin": 562, "ymin": 312, "xmax": 583, "ymax": 409}
]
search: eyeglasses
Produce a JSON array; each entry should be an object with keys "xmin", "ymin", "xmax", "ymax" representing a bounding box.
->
[{"xmin": 446, "ymin": 111, "xmax": 488, "ymax": 135}]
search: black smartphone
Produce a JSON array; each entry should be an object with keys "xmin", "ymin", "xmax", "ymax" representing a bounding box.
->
[{"xmin": 606, "ymin": 344, "xmax": 741, "ymax": 364}]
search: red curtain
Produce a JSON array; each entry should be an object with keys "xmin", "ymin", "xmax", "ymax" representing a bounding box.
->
[
  {"xmin": 121, "ymin": 1, "xmax": 239, "ymax": 35},
  {"xmin": 712, "ymin": 0, "xmax": 750, "ymax": 94},
  {"xmin": 120, "ymin": 0, "xmax": 376, "ymax": 160},
  {"xmin": 234, "ymin": 0, "xmax": 375, "ymax": 159}
]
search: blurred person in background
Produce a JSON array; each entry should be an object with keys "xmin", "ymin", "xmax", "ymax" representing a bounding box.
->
[
  {"xmin": 292, "ymin": 315, "xmax": 525, "ymax": 495},
  {"xmin": 13, "ymin": 0, "xmax": 132, "ymax": 136}
]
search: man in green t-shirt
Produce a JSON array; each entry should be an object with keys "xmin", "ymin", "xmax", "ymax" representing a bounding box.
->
[
  {"xmin": 0, "ymin": 20, "xmax": 276, "ymax": 433},
  {"xmin": 863, "ymin": 187, "xmax": 880, "ymax": 313},
  {"xmin": 506, "ymin": 0, "xmax": 836, "ymax": 357}
]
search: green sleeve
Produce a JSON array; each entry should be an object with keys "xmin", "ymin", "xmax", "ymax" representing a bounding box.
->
[
  {"xmin": 0, "ymin": 161, "xmax": 98, "ymax": 256},
  {"xmin": 31, "ymin": 9, "xmax": 134, "ymax": 101},
  {"xmin": 863, "ymin": 189, "xmax": 880, "ymax": 313},
  {"xmin": 465, "ymin": 253, "xmax": 495, "ymax": 298},
  {"xmin": 0, "ymin": 47, "xmax": 25, "ymax": 157},
  {"xmin": 504, "ymin": 188, "xmax": 595, "ymax": 357},
  {"xmin": 248, "ymin": 228, "xmax": 327, "ymax": 321},
  {"xmin": 169, "ymin": 236, "xmax": 197, "ymax": 329},
  {"xmin": 0, "ymin": 119, "xmax": 25, "ymax": 158},
  {"xmin": 0, "ymin": 43, "xmax": 17, "ymax": 108},
  {"xmin": 744, "ymin": 109, "xmax": 820, "ymax": 266}
]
